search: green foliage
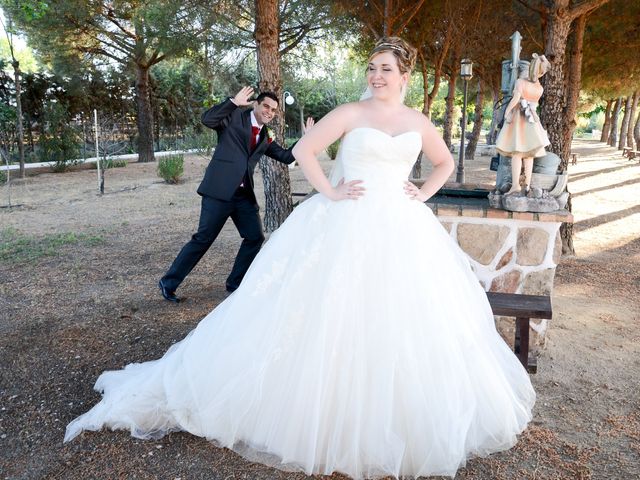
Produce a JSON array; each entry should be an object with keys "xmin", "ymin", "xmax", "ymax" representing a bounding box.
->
[
  {"xmin": 89, "ymin": 158, "xmax": 128, "ymax": 169},
  {"xmin": 326, "ymin": 141, "xmax": 340, "ymax": 160},
  {"xmin": 38, "ymin": 102, "xmax": 81, "ymax": 171},
  {"xmin": 0, "ymin": 227, "xmax": 104, "ymax": 263},
  {"xmin": 0, "ymin": 169, "xmax": 6, "ymax": 184},
  {"xmin": 157, "ymin": 154, "xmax": 184, "ymax": 184}
]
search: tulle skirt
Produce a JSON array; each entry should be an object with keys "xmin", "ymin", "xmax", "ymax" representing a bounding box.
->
[{"xmin": 65, "ymin": 186, "xmax": 535, "ymax": 479}]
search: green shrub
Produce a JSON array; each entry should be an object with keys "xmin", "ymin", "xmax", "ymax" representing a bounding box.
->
[
  {"xmin": 90, "ymin": 158, "xmax": 128, "ymax": 170},
  {"xmin": 0, "ymin": 169, "xmax": 6, "ymax": 185},
  {"xmin": 326, "ymin": 140, "xmax": 340, "ymax": 160},
  {"xmin": 157, "ymin": 154, "xmax": 184, "ymax": 184}
]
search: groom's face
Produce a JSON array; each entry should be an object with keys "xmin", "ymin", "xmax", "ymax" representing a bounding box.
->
[{"xmin": 253, "ymin": 98, "xmax": 279, "ymax": 126}]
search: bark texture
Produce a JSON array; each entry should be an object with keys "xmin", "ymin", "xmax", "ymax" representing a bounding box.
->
[
  {"xmin": 135, "ymin": 63, "xmax": 155, "ymax": 163},
  {"xmin": 618, "ymin": 96, "xmax": 633, "ymax": 150},
  {"xmin": 608, "ymin": 97, "xmax": 621, "ymax": 146},
  {"xmin": 466, "ymin": 81, "xmax": 484, "ymax": 160},
  {"xmin": 600, "ymin": 99, "xmax": 613, "ymax": 142},
  {"xmin": 255, "ymin": 0, "xmax": 293, "ymax": 232}
]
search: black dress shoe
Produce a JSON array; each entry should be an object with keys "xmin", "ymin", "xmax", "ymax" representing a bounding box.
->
[{"xmin": 159, "ymin": 280, "xmax": 180, "ymax": 303}]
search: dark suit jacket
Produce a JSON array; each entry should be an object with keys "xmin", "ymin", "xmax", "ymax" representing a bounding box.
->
[{"xmin": 197, "ymin": 98, "xmax": 296, "ymax": 202}]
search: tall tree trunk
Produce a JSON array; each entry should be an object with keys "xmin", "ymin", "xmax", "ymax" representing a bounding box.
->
[
  {"xmin": 420, "ymin": 56, "xmax": 431, "ymax": 118},
  {"xmin": 562, "ymin": 14, "xmax": 587, "ymax": 158},
  {"xmin": 255, "ymin": 0, "xmax": 292, "ymax": 232},
  {"xmin": 627, "ymin": 91, "xmax": 638, "ymax": 150},
  {"xmin": 608, "ymin": 97, "xmax": 621, "ymax": 146},
  {"xmin": 466, "ymin": 81, "xmax": 484, "ymax": 160},
  {"xmin": 634, "ymin": 102, "xmax": 640, "ymax": 150},
  {"xmin": 11, "ymin": 60, "xmax": 25, "ymax": 178},
  {"xmin": 539, "ymin": 14, "xmax": 572, "ymax": 164},
  {"xmin": 618, "ymin": 96, "xmax": 632, "ymax": 150},
  {"xmin": 600, "ymin": 99, "xmax": 613, "ymax": 142},
  {"xmin": 135, "ymin": 63, "xmax": 155, "ymax": 162},
  {"xmin": 443, "ymin": 70, "xmax": 458, "ymax": 150},
  {"xmin": 537, "ymin": 0, "xmax": 611, "ymax": 257}
]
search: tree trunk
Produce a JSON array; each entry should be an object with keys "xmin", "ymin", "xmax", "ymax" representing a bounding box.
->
[
  {"xmin": 12, "ymin": 60, "xmax": 25, "ymax": 178},
  {"xmin": 634, "ymin": 101, "xmax": 640, "ymax": 150},
  {"xmin": 600, "ymin": 99, "xmax": 613, "ymax": 142},
  {"xmin": 420, "ymin": 57, "xmax": 431, "ymax": 118},
  {"xmin": 466, "ymin": 81, "xmax": 484, "ymax": 160},
  {"xmin": 608, "ymin": 97, "xmax": 621, "ymax": 146},
  {"xmin": 255, "ymin": 0, "xmax": 292, "ymax": 232},
  {"xmin": 627, "ymin": 91, "xmax": 638, "ymax": 150},
  {"xmin": 562, "ymin": 14, "xmax": 587, "ymax": 161},
  {"xmin": 135, "ymin": 63, "xmax": 155, "ymax": 162},
  {"xmin": 618, "ymin": 96, "xmax": 632, "ymax": 150},
  {"xmin": 486, "ymin": 86, "xmax": 501, "ymax": 144},
  {"xmin": 539, "ymin": 14, "xmax": 572, "ymax": 165},
  {"xmin": 443, "ymin": 71, "xmax": 458, "ymax": 150}
]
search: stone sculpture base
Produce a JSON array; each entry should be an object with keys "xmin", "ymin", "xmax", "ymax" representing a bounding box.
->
[{"xmin": 488, "ymin": 190, "xmax": 569, "ymax": 213}]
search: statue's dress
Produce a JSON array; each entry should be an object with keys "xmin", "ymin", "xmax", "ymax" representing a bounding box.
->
[
  {"xmin": 496, "ymin": 78, "xmax": 550, "ymax": 158},
  {"xmin": 65, "ymin": 127, "xmax": 535, "ymax": 479}
]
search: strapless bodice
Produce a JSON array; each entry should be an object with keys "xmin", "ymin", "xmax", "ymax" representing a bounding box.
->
[{"xmin": 338, "ymin": 127, "xmax": 422, "ymax": 190}]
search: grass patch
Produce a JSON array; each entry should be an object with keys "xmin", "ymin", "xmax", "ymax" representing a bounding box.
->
[
  {"xmin": 90, "ymin": 158, "xmax": 128, "ymax": 170},
  {"xmin": 0, "ymin": 227, "xmax": 105, "ymax": 263}
]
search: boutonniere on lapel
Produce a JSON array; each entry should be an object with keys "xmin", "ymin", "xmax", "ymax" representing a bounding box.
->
[{"xmin": 266, "ymin": 128, "xmax": 274, "ymax": 144}]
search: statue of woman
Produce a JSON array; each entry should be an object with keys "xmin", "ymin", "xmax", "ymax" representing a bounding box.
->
[{"xmin": 496, "ymin": 53, "xmax": 551, "ymax": 195}]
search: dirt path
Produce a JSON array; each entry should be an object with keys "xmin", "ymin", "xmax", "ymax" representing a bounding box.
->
[{"xmin": 0, "ymin": 141, "xmax": 638, "ymax": 479}]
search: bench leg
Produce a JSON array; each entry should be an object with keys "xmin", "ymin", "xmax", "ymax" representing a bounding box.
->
[{"xmin": 514, "ymin": 317, "xmax": 530, "ymax": 371}]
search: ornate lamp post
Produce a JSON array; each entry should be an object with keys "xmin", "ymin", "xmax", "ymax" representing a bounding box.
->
[{"xmin": 456, "ymin": 59, "xmax": 473, "ymax": 183}]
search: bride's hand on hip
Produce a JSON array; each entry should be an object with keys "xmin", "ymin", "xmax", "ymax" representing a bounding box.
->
[
  {"xmin": 404, "ymin": 181, "xmax": 428, "ymax": 202},
  {"xmin": 332, "ymin": 178, "xmax": 365, "ymax": 201}
]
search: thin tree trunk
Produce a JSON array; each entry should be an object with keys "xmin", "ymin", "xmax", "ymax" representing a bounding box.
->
[
  {"xmin": 135, "ymin": 63, "xmax": 155, "ymax": 162},
  {"xmin": 486, "ymin": 86, "xmax": 501, "ymax": 144},
  {"xmin": 600, "ymin": 99, "xmax": 613, "ymax": 142},
  {"xmin": 255, "ymin": 0, "xmax": 292, "ymax": 232},
  {"xmin": 11, "ymin": 60, "xmax": 25, "ymax": 178},
  {"xmin": 608, "ymin": 97, "xmax": 621, "ymax": 146},
  {"xmin": 466, "ymin": 81, "xmax": 484, "ymax": 160},
  {"xmin": 443, "ymin": 70, "xmax": 458, "ymax": 150},
  {"xmin": 634, "ymin": 101, "xmax": 640, "ymax": 150},
  {"xmin": 618, "ymin": 96, "xmax": 632, "ymax": 150},
  {"xmin": 563, "ymin": 14, "xmax": 587, "ymax": 158},
  {"xmin": 627, "ymin": 91, "xmax": 638, "ymax": 150}
]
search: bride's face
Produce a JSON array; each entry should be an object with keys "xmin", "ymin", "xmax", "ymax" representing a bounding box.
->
[{"xmin": 367, "ymin": 51, "xmax": 408, "ymax": 100}]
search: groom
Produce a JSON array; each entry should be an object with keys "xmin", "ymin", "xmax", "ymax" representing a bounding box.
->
[{"xmin": 159, "ymin": 86, "xmax": 306, "ymax": 302}]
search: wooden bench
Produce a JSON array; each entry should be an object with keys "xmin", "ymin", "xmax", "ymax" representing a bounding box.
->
[
  {"xmin": 626, "ymin": 150, "xmax": 640, "ymax": 161},
  {"xmin": 486, "ymin": 292, "xmax": 552, "ymax": 374}
]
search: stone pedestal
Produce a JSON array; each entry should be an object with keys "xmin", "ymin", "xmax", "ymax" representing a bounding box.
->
[{"xmin": 428, "ymin": 199, "xmax": 573, "ymax": 354}]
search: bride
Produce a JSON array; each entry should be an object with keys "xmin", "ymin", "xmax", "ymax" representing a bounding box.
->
[{"xmin": 65, "ymin": 37, "xmax": 535, "ymax": 479}]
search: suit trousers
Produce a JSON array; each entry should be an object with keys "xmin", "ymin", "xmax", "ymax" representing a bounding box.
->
[{"xmin": 161, "ymin": 188, "xmax": 265, "ymax": 292}]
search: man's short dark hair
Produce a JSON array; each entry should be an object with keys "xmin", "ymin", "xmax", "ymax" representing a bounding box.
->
[{"xmin": 256, "ymin": 92, "xmax": 279, "ymax": 105}]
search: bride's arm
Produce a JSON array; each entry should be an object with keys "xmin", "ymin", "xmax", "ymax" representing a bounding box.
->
[
  {"xmin": 292, "ymin": 105, "xmax": 365, "ymax": 201},
  {"xmin": 410, "ymin": 118, "xmax": 455, "ymax": 202}
]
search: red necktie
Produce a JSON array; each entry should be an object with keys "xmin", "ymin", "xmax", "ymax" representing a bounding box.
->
[{"xmin": 250, "ymin": 126, "xmax": 261, "ymax": 150}]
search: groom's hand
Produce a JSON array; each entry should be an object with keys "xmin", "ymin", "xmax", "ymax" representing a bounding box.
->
[
  {"xmin": 231, "ymin": 86, "xmax": 255, "ymax": 107},
  {"xmin": 302, "ymin": 117, "xmax": 315, "ymax": 135}
]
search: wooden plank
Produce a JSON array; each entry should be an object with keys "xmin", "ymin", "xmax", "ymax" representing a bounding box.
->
[
  {"xmin": 515, "ymin": 317, "xmax": 530, "ymax": 369},
  {"xmin": 486, "ymin": 292, "xmax": 552, "ymax": 319}
]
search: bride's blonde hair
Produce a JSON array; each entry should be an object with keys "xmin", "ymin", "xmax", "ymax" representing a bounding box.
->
[{"xmin": 368, "ymin": 37, "xmax": 417, "ymax": 74}]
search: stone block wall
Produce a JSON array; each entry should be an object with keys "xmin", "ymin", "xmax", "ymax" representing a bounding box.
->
[{"xmin": 430, "ymin": 203, "xmax": 573, "ymax": 353}]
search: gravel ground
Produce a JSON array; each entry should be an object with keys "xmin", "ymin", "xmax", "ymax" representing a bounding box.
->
[{"xmin": 0, "ymin": 140, "xmax": 638, "ymax": 479}]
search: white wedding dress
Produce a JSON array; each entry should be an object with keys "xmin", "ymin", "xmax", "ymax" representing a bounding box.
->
[{"xmin": 65, "ymin": 127, "xmax": 535, "ymax": 479}]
